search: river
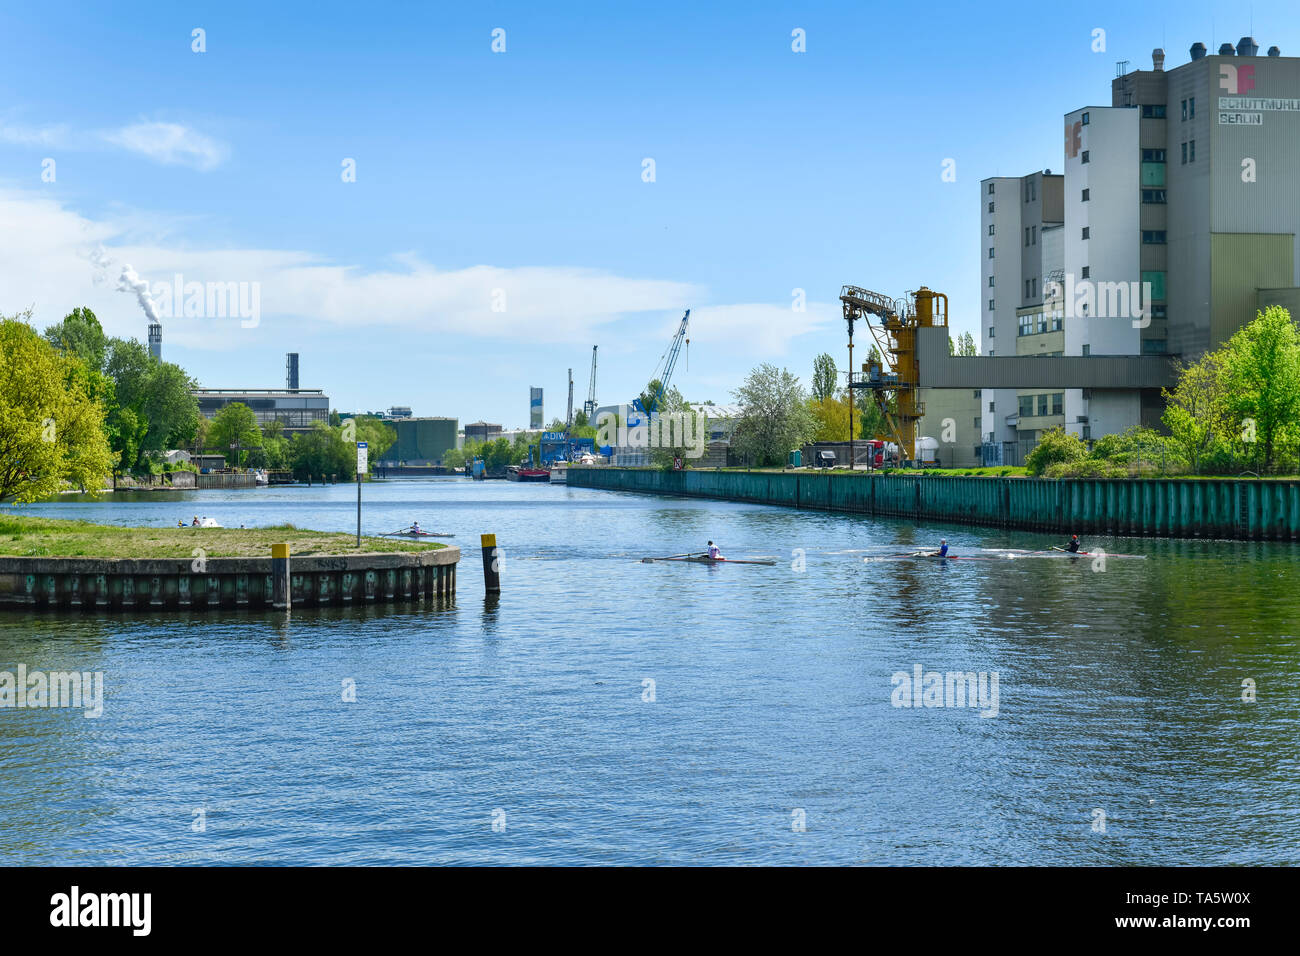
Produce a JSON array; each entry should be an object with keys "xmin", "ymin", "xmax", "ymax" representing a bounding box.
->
[{"xmin": 2, "ymin": 477, "xmax": 1297, "ymax": 865}]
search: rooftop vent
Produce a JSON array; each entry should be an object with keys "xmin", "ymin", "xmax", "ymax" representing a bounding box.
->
[
  {"xmin": 1190, "ymin": 42, "xmax": 1207, "ymax": 60},
  {"xmin": 1218, "ymin": 42, "xmax": 1237, "ymax": 55},
  {"xmin": 1237, "ymin": 36, "xmax": 1259, "ymax": 56},
  {"xmin": 1152, "ymin": 48, "xmax": 1165, "ymax": 71},
  {"xmin": 1268, "ymin": 46, "xmax": 1281, "ymax": 57}
]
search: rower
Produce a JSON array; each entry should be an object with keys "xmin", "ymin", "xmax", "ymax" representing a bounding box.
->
[
  {"xmin": 706, "ymin": 540, "xmax": 724, "ymax": 560},
  {"xmin": 1065, "ymin": 534, "xmax": 1081, "ymax": 553},
  {"xmin": 937, "ymin": 539, "xmax": 949, "ymax": 557},
  {"xmin": 192, "ymin": 516, "xmax": 200, "ymax": 526},
  {"xmin": 411, "ymin": 521, "xmax": 421, "ymax": 535}
]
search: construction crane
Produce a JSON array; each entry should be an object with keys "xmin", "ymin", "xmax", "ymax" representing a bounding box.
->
[
  {"xmin": 841, "ymin": 285, "xmax": 948, "ymax": 465},
  {"xmin": 641, "ymin": 310, "xmax": 690, "ymax": 416},
  {"xmin": 583, "ymin": 346, "xmax": 598, "ymax": 418},
  {"xmin": 566, "ymin": 368, "xmax": 574, "ymax": 429}
]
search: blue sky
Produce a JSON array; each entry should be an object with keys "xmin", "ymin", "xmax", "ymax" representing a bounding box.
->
[{"xmin": 2, "ymin": 0, "xmax": 1295, "ymax": 427}]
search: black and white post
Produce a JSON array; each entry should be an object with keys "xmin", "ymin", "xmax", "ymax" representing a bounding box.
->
[{"xmin": 356, "ymin": 440, "xmax": 368, "ymax": 548}]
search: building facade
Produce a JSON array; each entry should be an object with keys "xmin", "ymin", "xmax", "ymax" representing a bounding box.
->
[
  {"xmin": 194, "ymin": 388, "xmax": 330, "ymax": 434},
  {"xmin": 981, "ymin": 38, "xmax": 1300, "ymax": 451}
]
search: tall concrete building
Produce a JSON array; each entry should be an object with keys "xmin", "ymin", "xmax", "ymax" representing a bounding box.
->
[
  {"xmin": 980, "ymin": 37, "xmax": 1300, "ymax": 455},
  {"xmin": 979, "ymin": 170, "xmax": 1063, "ymax": 447}
]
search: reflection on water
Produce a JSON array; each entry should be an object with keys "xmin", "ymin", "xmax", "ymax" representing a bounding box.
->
[{"xmin": 1, "ymin": 479, "xmax": 1297, "ymax": 864}]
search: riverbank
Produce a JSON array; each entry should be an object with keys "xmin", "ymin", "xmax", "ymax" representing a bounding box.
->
[
  {"xmin": 0, "ymin": 515, "xmax": 447, "ymax": 558},
  {"xmin": 567, "ymin": 467, "xmax": 1300, "ymax": 540},
  {"xmin": 0, "ymin": 516, "xmax": 457, "ymax": 609}
]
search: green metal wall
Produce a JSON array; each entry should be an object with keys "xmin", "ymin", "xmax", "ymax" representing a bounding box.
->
[{"xmin": 567, "ymin": 468, "xmax": 1300, "ymax": 540}]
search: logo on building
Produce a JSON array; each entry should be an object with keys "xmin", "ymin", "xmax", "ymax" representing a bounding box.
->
[
  {"xmin": 1219, "ymin": 63, "xmax": 1256, "ymax": 95},
  {"xmin": 1065, "ymin": 120, "xmax": 1082, "ymax": 158}
]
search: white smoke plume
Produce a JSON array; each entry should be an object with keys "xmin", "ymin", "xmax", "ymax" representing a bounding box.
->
[{"xmin": 116, "ymin": 264, "xmax": 160, "ymax": 322}]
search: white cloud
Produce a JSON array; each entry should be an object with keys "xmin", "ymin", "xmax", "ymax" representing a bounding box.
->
[
  {"xmin": 101, "ymin": 121, "xmax": 228, "ymax": 171},
  {"xmin": 0, "ymin": 117, "xmax": 228, "ymax": 170},
  {"xmin": 0, "ymin": 188, "xmax": 834, "ymax": 361}
]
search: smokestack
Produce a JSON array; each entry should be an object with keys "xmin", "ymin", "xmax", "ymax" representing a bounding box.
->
[
  {"xmin": 286, "ymin": 352, "xmax": 299, "ymax": 390},
  {"xmin": 1152, "ymin": 48, "xmax": 1165, "ymax": 71},
  {"xmin": 148, "ymin": 322, "xmax": 162, "ymax": 361}
]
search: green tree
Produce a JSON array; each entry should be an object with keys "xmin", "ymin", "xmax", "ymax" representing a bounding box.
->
[
  {"xmin": 1216, "ymin": 306, "xmax": 1300, "ymax": 472},
  {"xmin": 956, "ymin": 332, "xmax": 978, "ymax": 356},
  {"xmin": 811, "ymin": 352, "xmax": 838, "ymax": 402},
  {"xmin": 731, "ymin": 364, "xmax": 818, "ymax": 466},
  {"xmin": 209, "ymin": 403, "xmax": 263, "ymax": 466},
  {"xmin": 44, "ymin": 307, "xmax": 107, "ymax": 370},
  {"xmin": 350, "ymin": 416, "xmax": 397, "ymax": 460},
  {"xmin": 1024, "ymin": 427, "xmax": 1087, "ymax": 476},
  {"xmin": 1162, "ymin": 351, "xmax": 1228, "ymax": 474},
  {"xmin": 807, "ymin": 394, "xmax": 860, "ymax": 442},
  {"xmin": 0, "ymin": 314, "xmax": 114, "ymax": 502},
  {"xmin": 100, "ymin": 337, "xmax": 200, "ymax": 473},
  {"xmin": 289, "ymin": 422, "xmax": 354, "ymax": 480}
]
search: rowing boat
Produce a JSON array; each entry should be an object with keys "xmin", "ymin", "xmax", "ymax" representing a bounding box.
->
[
  {"xmin": 641, "ymin": 553, "xmax": 777, "ymax": 566},
  {"xmin": 866, "ymin": 548, "xmax": 1146, "ymax": 562},
  {"xmin": 381, "ymin": 529, "xmax": 456, "ymax": 539}
]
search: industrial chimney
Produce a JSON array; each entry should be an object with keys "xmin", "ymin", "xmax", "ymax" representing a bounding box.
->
[
  {"xmin": 286, "ymin": 352, "xmax": 299, "ymax": 390},
  {"xmin": 148, "ymin": 322, "xmax": 162, "ymax": 361},
  {"xmin": 1152, "ymin": 48, "xmax": 1165, "ymax": 71}
]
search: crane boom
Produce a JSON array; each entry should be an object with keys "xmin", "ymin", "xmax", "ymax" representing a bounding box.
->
[
  {"xmin": 583, "ymin": 345, "xmax": 598, "ymax": 417},
  {"xmin": 645, "ymin": 310, "xmax": 690, "ymax": 415}
]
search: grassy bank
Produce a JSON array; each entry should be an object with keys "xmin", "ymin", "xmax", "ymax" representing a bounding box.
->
[{"xmin": 0, "ymin": 516, "xmax": 446, "ymax": 559}]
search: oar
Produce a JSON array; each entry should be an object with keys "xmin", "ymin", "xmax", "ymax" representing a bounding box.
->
[{"xmin": 641, "ymin": 552, "xmax": 703, "ymax": 563}]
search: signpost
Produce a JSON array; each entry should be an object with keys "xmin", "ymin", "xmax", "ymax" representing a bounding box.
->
[{"xmin": 356, "ymin": 441, "xmax": 368, "ymax": 548}]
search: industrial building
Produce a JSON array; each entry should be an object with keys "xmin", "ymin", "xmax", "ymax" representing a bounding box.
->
[
  {"xmin": 464, "ymin": 421, "xmax": 503, "ymax": 443},
  {"xmin": 192, "ymin": 352, "xmax": 329, "ymax": 435},
  {"xmin": 381, "ymin": 417, "xmax": 459, "ymax": 466},
  {"xmin": 979, "ymin": 38, "xmax": 1300, "ymax": 461}
]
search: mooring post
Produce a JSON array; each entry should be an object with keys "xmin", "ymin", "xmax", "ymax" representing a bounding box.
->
[
  {"xmin": 272, "ymin": 543, "xmax": 291, "ymax": 609},
  {"xmin": 481, "ymin": 533, "xmax": 500, "ymax": 593}
]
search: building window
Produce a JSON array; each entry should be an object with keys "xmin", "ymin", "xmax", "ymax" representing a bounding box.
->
[
  {"xmin": 1052, "ymin": 393, "xmax": 1064, "ymax": 415},
  {"xmin": 1189, "ymin": 139, "xmax": 1195, "ymax": 162},
  {"xmin": 989, "ymin": 401, "xmax": 995, "ymax": 413},
  {"xmin": 989, "ymin": 224, "xmax": 995, "ymax": 236},
  {"xmin": 1180, "ymin": 98, "xmax": 1187, "ymax": 120},
  {"xmin": 1141, "ymin": 104, "xmax": 1166, "ymax": 118},
  {"xmin": 1037, "ymin": 394, "xmax": 1049, "ymax": 416},
  {"xmin": 1019, "ymin": 314, "xmax": 1033, "ymax": 336},
  {"xmin": 1081, "ymin": 188, "xmax": 1090, "ymax": 201},
  {"xmin": 974, "ymin": 390, "xmax": 981, "ymax": 398},
  {"xmin": 1019, "ymin": 395, "xmax": 1034, "ymax": 418},
  {"xmin": 1082, "ymin": 227, "xmax": 1090, "ymax": 239},
  {"xmin": 1051, "ymin": 311, "xmax": 1063, "ymax": 331},
  {"xmin": 1142, "ymin": 148, "xmax": 1167, "ymax": 162},
  {"xmin": 1081, "ymin": 150, "xmax": 1090, "ymax": 164},
  {"xmin": 1032, "ymin": 278, "xmax": 1038, "ymax": 298},
  {"xmin": 988, "ymin": 326, "xmax": 995, "ymax": 338},
  {"xmin": 1142, "ymin": 338, "xmax": 1168, "ymax": 354},
  {"xmin": 1082, "ymin": 344, "xmax": 1091, "ymax": 356},
  {"xmin": 988, "ymin": 183, "xmax": 995, "ymax": 195},
  {"xmin": 1037, "ymin": 310, "xmax": 1047, "ymax": 333},
  {"xmin": 1181, "ymin": 142, "xmax": 1188, "ymax": 164},
  {"xmin": 989, "ymin": 247, "xmax": 995, "ymax": 258},
  {"xmin": 1024, "ymin": 227, "xmax": 1030, "ymax": 247},
  {"xmin": 1142, "ymin": 189, "xmax": 1167, "ymax": 203},
  {"xmin": 1151, "ymin": 304, "xmax": 1167, "ymax": 319},
  {"xmin": 1142, "ymin": 230, "xmax": 1167, "ymax": 244},
  {"xmin": 1025, "ymin": 279, "xmax": 1031, "ymax": 299},
  {"xmin": 1081, "ymin": 111, "xmax": 1090, "ymax": 125},
  {"xmin": 988, "ymin": 350, "xmax": 994, "ymax": 356},
  {"xmin": 1189, "ymin": 97, "xmax": 1195, "ymax": 118},
  {"xmin": 988, "ymin": 275, "xmax": 995, "ymax": 287},
  {"xmin": 1032, "ymin": 225, "xmax": 1037, "ymax": 244},
  {"xmin": 989, "ymin": 299, "xmax": 995, "ymax": 311},
  {"xmin": 1081, "ymin": 266, "xmax": 1090, "ymax": 279},
  {"xmin": 988, "ymin": 201, "xmax": 995, "ymax": 213},
  {"xmin": 974, "ymin": 417, "xmax": 981, "ymax": 430}
]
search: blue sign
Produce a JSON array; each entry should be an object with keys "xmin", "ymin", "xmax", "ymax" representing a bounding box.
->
[{"xmin": 542, "ymin": 431, "xmax": 565, "ymax": 441}]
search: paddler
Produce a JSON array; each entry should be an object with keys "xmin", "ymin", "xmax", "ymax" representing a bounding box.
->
[
  {"xmin": 411, "ymin": 521, "xmax": 421, "ymax": 535},
  {"xmin": 706, "ymin": 540, "xmax": 724, "ymax": 560},
  {"xmin": 1065, "ymin": 534, "xmax": 1081, "ymax": 553}
]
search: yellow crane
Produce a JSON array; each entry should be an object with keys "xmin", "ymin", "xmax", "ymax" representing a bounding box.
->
[{"xmin": 840, "ymin": 285, "xmax": 948, "ymax": 465}]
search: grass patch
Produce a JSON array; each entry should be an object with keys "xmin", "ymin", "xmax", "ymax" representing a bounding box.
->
[{"xmin": 0, "ymin": 515, "xmax": 446, "ymax": 559}]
